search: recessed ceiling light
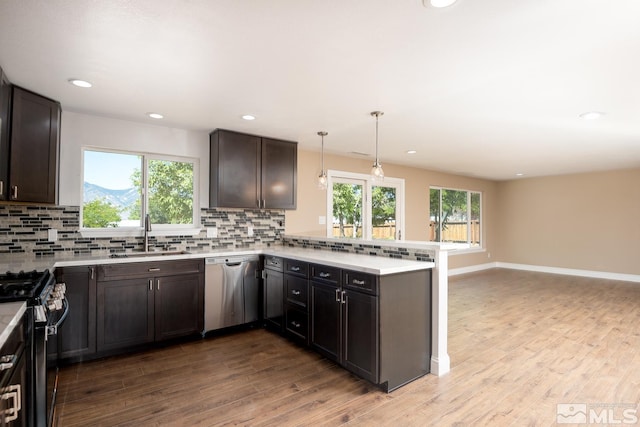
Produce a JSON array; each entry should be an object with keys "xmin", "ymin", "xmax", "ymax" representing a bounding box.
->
[
  {"xmin": 242, "ymin": 115, "xmax": 256, "ymax": 121},
  {"xmin": 68, "ymin": 79, "xmax": 92, "ymax": 88},
  {"xmin": 147, "ymin": 113, "xmax": 163, "ymax": 119},
  {"xmin": 406, "ymin": 150, "xmax": 417, "ymax": 154},
  {"xmin": 427, "ymin": 0, "xmax": 458, "ymax": 8},
  {"xmin": 579, "ymin": 111, "xmax": 605, "ymax": 120}
]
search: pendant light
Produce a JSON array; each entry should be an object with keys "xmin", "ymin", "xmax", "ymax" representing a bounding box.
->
[
  {"xmin": 317, "ymin": 131, "xmax": 328, "ymax": 190},
  {"xmin": 370, "ymin": 111, "xmax": 384, "ymax": 180}
]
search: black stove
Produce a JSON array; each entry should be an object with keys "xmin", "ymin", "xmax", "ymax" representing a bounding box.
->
[{"xmin": 0, "ymin": 269, "xmax": 52, "ymax": 302}]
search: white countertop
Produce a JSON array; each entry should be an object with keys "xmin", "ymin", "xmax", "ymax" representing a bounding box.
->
[
  {"xmin": 264, "ymin": 247, "xmax": 434, "ymax": 275},
  {"xmin": 0, "ymin": 246, "xmax": 433, "ymax": 276},
  {"xmin": 0, "ymin": 301, "xmax": 26, "ymax": 348}
]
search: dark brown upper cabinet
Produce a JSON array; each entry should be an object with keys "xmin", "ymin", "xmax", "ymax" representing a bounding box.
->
[
  {"xmin": 0, "ymin": 67, "xmax": 11, "ymax": 201},
  {"xmin": 210, "ymin": 129, "xmax": 297, "ymax": 209},
  {"xmin": 6, "ymin": 86, "xmax": 61, "ymax": 204}
]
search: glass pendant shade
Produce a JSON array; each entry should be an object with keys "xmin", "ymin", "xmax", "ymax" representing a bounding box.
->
[
  {"xmin": 371, "ymin": 161, "xmax": 384, "ymax": 180},
  {"xmin": 318, "ymin": 171, "xmax": 328, "ymax": 190},
  {"xmin": 370, "ymin": 111, "xmax": 384, "ymax": 181},
  {"xmin": 317, "ymin": 131, "xmax": 328, "ymax": 190}
]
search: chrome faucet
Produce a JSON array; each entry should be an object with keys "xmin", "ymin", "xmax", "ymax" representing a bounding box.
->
[{"xmin": 144, "ymin": 214, "xmax": 152, "ymax": 252}]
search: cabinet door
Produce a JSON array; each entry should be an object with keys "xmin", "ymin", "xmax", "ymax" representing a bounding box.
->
[
  {"xmin": 342, "ymin": 290, "xmax": 378, "ymax": 383},
  {"xmin": 261, "ymin": 138, "xmax": 297, "ymax": 209},
  {"xmin": 56, "ymin": 266, "xmax": 97, "ymax": 360},
  {"xmin": 285, "ymin": 274, "xmax": 308, "ymax": 308},
  {"xmin": 0, "ymin": 67, "xmax": 10, "ymax": 201},
  {"xmin": 0, "ymin": 348, "xmax": 27, "ymax": 426},
  {"xmin": 9, "ymin": 86, "xmax": 60, "ymax": 203},
  {"xmin": 97, "ymin": 278, "xmax": 154, "ymax": 351},
  {"xmin": 263, "ymin": 269, "xmax": 284, "ymax": 331},
  {"xmin": 285, "ymin": 304, "xmax": 308, "ymax": 344},
  {"xmin": 210, "ymin": 129, "xmax": 260, "ymax": 208},
  {"xmin": 310, "ymin": 281, "xmax": 341, "ymax": 363},
  {"xmin": 154, "ymin": 273, "xmax": 204, "ymax": 341}
]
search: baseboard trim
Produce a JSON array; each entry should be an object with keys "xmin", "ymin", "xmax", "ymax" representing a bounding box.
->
[
  {"xmin": 449, "ymin": 261, "xmax": 640, "ymax": 283},
  {"xmin": 448, "ymin": 262, "xmax": 497, "ymax": 276}
]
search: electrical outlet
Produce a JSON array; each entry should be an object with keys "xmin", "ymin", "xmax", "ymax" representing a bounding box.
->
[
  {"xmin": 247, "ymin": 226, "xmax": 254, "ymax": 237},
  {"xmin": 207, "ymin": 227, "xmax": 218, "ymax": 238},
  {"xmin": 488, "ymin": 252, "xmax": 491, "ymax": 258},
  {"xmin": 48, "ymin": 229, "xmax": 58, "ymax": 242},
  {"xmin": 318, "ymin": 216, "xmax": 326, "ymax": 225}
]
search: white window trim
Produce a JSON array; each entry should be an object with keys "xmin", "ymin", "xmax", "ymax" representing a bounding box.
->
[
  {"xmin": 79, "ymin": 147, "xmax": 200, "ymax": 238},
  {"xmin": 430, "ymin": 185, "xmax": 482, "ymax": 249},
  {"xmin": 326, "ymin": 169, "xmax": 405, "ymax": 241}
]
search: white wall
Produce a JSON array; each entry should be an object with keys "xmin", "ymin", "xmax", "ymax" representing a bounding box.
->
[{"xmin": 59, "ymin": 111, "xmax": 210, "ymax": 207}]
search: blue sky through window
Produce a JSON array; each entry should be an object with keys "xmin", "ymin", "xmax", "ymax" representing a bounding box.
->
[{"xmin": 84, "ymin": 150, "xmax": 141, "ymax": 190}]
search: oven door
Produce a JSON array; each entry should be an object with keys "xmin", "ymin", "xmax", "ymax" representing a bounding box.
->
[{"xmin": 34, "ymin": 298, "xmax": 69, "ymax": 427}]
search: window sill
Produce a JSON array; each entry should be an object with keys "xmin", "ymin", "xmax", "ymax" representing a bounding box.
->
[{"xmin": 80, "ymin": 227, "xmax": 203, "ymax": 239}]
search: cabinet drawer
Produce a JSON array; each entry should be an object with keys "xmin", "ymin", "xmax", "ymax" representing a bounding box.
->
[
  {"xmin": 343, "ymin": 270, "xmax": 378, "ymax": 295},
  {"xmin": 284, "ymin": 259, "xmax": 308, "ymax": 277},
  {"xmin": 98, "ymin": 259, "xmax": 203, "ymax": 280},
  {"xmin": 264, "ymin": 256, "xmax": 283, "ymax": 272},
  {"xmin": 310, "ymin": 264, "xmax": 341, "ymax": 285},
  {"xmin": 285, "ymin": 275, "xmax": 308, "ymax": 308},
  {"xmin": 285, "ymin": 305, "xmax": 308, "ymax": 342}
]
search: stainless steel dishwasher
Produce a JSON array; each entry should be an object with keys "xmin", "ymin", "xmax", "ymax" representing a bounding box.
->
[{"xmin": 205, "ymin": 255, "xmax": 260, "ymax": 332}]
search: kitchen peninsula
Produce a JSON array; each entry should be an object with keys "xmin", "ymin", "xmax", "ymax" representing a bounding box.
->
[{"xmin": 0, "ymin": 236, "xmax": 456, "ymax": 386}]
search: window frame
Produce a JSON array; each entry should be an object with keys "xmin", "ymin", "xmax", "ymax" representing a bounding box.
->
[
  {"xmin": 429, "ymin": 185, "xmax": 482, "ymax": 248},
  {"xmin": 80, "ymin": 147, "xmax": 200, "ymax": 237},
  {"xmin": 326, "ymin": 169, "xmax": 405, "ymax": 241}
]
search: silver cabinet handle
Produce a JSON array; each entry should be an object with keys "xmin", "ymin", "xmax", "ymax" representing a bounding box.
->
[
  {"xmin": 148, "ymin": 267, "xmax": 160, "ymax": 272},
  {"xmin": 0, "ymin": 180, "xmax": 3, "ymax": 196},
  {"xmin": 156, "ymin": 279, "xmax": 160, "ymax": 291},
  {"xmin": 148, "ymin": 279, "xmax": 152, "ymax": 291},
  {"xmin": 10, "ymin": 185, "xmax": 17, "ymax": 200},
  {"xmin": 319, "ymin": 272, "xmax": 331, "ymax": 278},
  {"xmin": 341, "ymin": 290, "xmax": 346, "ymax": 304},
  {"xmin": 352, "ymin": 279, "xmax": 365, "ymax": 286},
  {"xmin": 0, "ymin": 354, "xmax": 15, "ymax": 371},
  {"xmin": 335, "ymin": 288, "xmax": 341, "ymax": 302},
  {"xmin": 89, "ymin": 266, "xmax": 95, "ymax": 280},
  {"xmin": 291, "ymin": 321, "xmax": 301, "ymax": 328},
  {"xmin": 1, "ymin": 384, "xmax": 21, "ymax": 422},
  {"xmin": 291, "ymin": 266, "xmax": 300, "ymax": 272},
  {"xmin": 292, "ymin": 289, "xmax": 301, "ymax": 295}
]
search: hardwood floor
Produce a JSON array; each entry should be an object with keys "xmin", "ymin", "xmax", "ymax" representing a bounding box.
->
[{"xmin": 55, "ymin": 269, "xmax": 640, "ymax": 426}]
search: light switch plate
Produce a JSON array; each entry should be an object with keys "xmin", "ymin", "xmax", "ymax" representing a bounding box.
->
[
  {"xmin": 48, "ymin": 229, "xmax": 58, "ymax": 242},
  {"xmin": 247, "ymin": 226, "xmax": 254, "ymax": 237},
  {"xmin": 207, "ymin": 227, "xmax": 218, "ymax": 238}
]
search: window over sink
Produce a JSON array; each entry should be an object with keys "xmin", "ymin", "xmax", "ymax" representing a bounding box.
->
[{"xmin": 81, "ymin": 148, "xmax": 199, "ymax": 233}]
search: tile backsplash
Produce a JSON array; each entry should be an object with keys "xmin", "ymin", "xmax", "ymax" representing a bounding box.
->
[
  {"xmin": 282, "ymin": 236, "xmax": 435, "ymax": 262},
  {"xmin": 0, "ymin": 205, "xmax": 285, "ymax": 256}
]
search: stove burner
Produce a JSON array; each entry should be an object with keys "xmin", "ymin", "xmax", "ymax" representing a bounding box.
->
[{"xmin": 0, "ymin": 269, "xmax": 51, "ymax": 302}]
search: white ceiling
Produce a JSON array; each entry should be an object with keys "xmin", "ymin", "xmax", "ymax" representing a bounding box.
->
[{"xmin": 1, "ymin": 0, "xmax": 639, "ymax": 181}]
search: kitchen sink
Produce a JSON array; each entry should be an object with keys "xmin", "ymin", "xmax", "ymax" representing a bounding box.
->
[{"xmin": 109, "ymin": 251, "xmax": 191, "ymax": 258}]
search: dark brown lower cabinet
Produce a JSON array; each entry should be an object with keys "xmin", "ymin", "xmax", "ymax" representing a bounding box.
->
[
  {"xmin": 263, "ymin": 258, "xmax": 284, "ymax": 331},
  {"xmin": 310, "ymin": 280, "xmax": 379, "ymax": 384},
  {"xmin": 310, "ymin": 281, "xmax": 341, "ymax": 362},
  {"xmin": 97, "ymin": 277, "xmax": 154, "ymax": 352},
  {"xmin": 96, "ymin": 260, "xmax": 204, "ymax": 353},
  {"xmin": 54, "ymin": 266, "xmax": 97, "ymax": 361},
  {"xmin": 154, "ymin": 273, "xmax": 203, "ymax": 341}
]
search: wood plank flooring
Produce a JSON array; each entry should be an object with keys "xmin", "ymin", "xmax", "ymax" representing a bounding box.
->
[{"xmin": 55, "ymin": 269, "xmax": 640, "ymax": 426}]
